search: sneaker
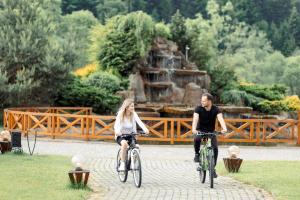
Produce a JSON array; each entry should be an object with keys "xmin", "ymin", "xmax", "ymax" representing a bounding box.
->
[
  {"xmin": 119, "ymin": 161, "xmax": 126, "ymax": 171},
  {"xmin": 213, "ymin": 169, "xmax": 218, "ymax": 178},
  {"xmin": 194, "ymin": 154, "xmax": 200, "ymax": 162}
]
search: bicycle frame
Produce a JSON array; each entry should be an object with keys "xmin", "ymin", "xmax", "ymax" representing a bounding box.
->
[{"xmin": 199, "ymin": 136, "xmax": 213, "ymax": 171}]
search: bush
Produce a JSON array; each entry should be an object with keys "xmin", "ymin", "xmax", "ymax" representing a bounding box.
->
[
  {"xmin": 209, "ymin": 65, "xmax": 238, "ymax": 98},
  {"xmin": 155, "ymin": 22, "xmax": 171, "ymax": 39},
  {"xmin": 73, "ymin": 63, "xmax": 97, "ymax": 78},
  {"xmin": 257, "ymin": 100, "xmax": 289, "ymax": 114},
  {"xmin": 282, "ymin": 95, "xmax": 300, "ymax": 111},
  {"xmin": 238, "ymin": 83, "xmax": 286, "ymax": 101},
  {"xmin": 83, "ymin": 71, "xmax": 121, "ymax": 93},
  {"xmin": 55, "ymin": 77, "xmax": 121, "ymax": 114},
  {"xmin": 221, "ymin": 89, "xmax": 263, "ymax": 107}
]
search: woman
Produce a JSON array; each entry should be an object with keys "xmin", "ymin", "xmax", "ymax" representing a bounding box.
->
[{"xmin": 114, "ymin": 98, "xmax": 149, "ymax": 171}]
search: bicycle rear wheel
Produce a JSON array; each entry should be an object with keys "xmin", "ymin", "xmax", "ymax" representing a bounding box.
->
[
  {"xmin": 208, "ymin": 150, "xmax": 215, "ymax": 188},
  {"xmin": 117, "ymin": 149, "xmax": 128, "ymax": 182},
  {"xmin": 199, "ymin": 151, "xmax": 206, "ymax": 183},
  {"xmin": 132, "ymin": 149, "xmax": 142, "ymax": 188}
]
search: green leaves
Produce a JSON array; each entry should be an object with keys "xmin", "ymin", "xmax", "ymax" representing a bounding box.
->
[
  {"xmin": 55, "ymin": 76, "xmax": 121, "ymax": 114},
  {"xmin": 0, "ymin": 0, "xmax": 74, "ymax": 106}
]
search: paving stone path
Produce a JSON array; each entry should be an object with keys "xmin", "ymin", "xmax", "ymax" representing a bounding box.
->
[{"xmin": 22, "ymin": 138, "xmax": 300, "ymax": 200}]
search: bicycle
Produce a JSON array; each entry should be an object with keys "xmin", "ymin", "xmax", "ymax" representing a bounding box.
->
[
  {"xmin": 196, "ymin": 131, "xmax": 221, "ymax": 188},
  {"xmin": 116, "ymin": 132, "xmax": 146, "ymax": 188}
]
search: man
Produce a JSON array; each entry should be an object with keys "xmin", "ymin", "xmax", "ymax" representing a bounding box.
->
[{"xmin": 192, "ymin": 93, "xmax": 227, "ymax": 178}]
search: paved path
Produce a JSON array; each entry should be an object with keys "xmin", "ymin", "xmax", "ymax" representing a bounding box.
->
[{"xmin": 22, "ymin": 138, "xmax": 300, "ymax": 200}]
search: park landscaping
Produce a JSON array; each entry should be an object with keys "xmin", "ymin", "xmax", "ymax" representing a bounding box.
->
[
  {"xmin": 217, "ymin": 160, "xmax": 300, "ymax": 200},
  {"xmin": 0, "ymin": 153, "xmax": 91, "ymax": 200}
]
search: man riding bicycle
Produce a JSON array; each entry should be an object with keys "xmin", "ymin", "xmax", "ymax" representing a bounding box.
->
[{"xmin": 192, "ymin": 93, "xmax": 227, "ymax": 178}]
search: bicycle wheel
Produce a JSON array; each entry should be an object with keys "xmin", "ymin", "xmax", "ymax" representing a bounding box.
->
[
  {"xmin": 132, "ymin": 149, "xmax": 142, "ymax": 188},
  {"xmin": 117, "ymin": 149, "xmax": 128, "ymax": 182},
  {"xmin": 208, "ymin": 150, "xmax": 215, "ymax": 188},
  {"xmin": 199, "ymin": 150, "xmax": 206, "ymax": 183}
]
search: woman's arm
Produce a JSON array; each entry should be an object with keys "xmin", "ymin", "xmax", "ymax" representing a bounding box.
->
[
  {"xmin": 133, "ymin": 112, "xmax": 149, "ymax": 134},
  {"xmin": 114, "ymin": 114, "xmax": 122, "ymax": 138}
]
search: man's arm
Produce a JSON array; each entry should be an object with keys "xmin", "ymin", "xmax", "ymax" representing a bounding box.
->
[
  {"xmin": 192, "ymin": 113, "xmax": 199, "ymax": 134},
  {"xmin": 217, "ymin": 113, "xmax": 227, "ymax": 133}
]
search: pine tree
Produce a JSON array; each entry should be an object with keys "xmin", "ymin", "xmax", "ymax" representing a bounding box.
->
[
  {"xmin": 289, "ymin": 6, "xmax": 300, "ymax": 46},
  {"xmin": 170, "ymin": 10, "xmax": 188, "ymax": 52},
  {"xmin": 0, "ymin": 0, "xmax": 74, "ymax": 106}
]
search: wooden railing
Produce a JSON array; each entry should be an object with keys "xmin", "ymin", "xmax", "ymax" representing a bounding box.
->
[{"xmin": 3, "ymin": 107, "xmax": 300, "ymax": 145}]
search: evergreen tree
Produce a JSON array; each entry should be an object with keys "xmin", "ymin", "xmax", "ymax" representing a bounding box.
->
[
  {"xmin": 170, "ymin": 10, "xmax": 188, "ymax": 52},
  {"xmin": 0, "ymin": 0, "xmax": 74, "ymax": 106}
]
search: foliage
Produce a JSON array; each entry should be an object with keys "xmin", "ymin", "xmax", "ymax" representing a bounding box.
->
[
  {"xmin": 154, "ymin": 22, "xmax": 171, "ymax": 39},
  {"xmin": 96, "ymin": 0, "xmax": 127, "ymax": 23},
  {"xmin": 97, "ymin": 12, "xmax": 155, "ymax": 76},
  {"xmin": 221, "ymin": 89, "xmax": 263, "ymax": 107},
  {"xmin": 208, "ymin": 65, "xmax": 238, "ymax": 98},
  {"xmin": 170, "ymin": 10, "xmax": 188, "ymax": 51},
  {"xmin": 73, "ymin": 63, "xmax": 98, "ymax": 78},
  {"xmin": 55, "ymin": 76, "xmax": 121, "ymax": 114},
  {"xmin": 282, "ymin": 55, "xmax": 300, "ymax": 97},
  {"xmin": 238, "ymin": 84, "xmax": 286, "ymax": 101},
  {"xmin": 0, "ymin": 0, "xmax": 74, "ymax": 106},
  {"xmin": 282, "ymin": 95, "xmax": 300, "ymax": 111},
  {"xmin": 83, "ymin": 71, "xmax": 122, "ymax": 93},
  {"xmin": 257, "ymin": 100, "xmax": 289, "ymax": 114},
  {"xmin": 59, "ymin": 10, "xmax": 99, "ymax": 68}
]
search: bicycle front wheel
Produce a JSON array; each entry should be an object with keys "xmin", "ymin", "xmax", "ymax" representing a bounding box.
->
[
  {"xmin": 199, "ymin": 151, "xmax": 206, "ymax": 183},
  {"xmin": 132, "ymin": 149, "xmax": 142, "ymax": 188},
  {"xmin": 117, "ymin": 149, "xmax": 128, "ymax": 182},
  {"xmin": 208, "ymin": 150, "xmax": 215, "ymax": 188}
]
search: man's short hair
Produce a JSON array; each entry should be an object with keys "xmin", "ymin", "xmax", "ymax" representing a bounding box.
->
[{"xmin": 202, "ymin": 93, "xmax": 213, "ymax": 102}]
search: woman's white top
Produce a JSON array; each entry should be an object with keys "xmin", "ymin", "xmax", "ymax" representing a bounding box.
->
[{"xmin": 114, "ymin": 112, "xmax": 148, "ymax": 138}]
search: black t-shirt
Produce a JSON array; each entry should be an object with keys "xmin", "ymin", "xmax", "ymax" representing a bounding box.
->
[{"xmin": 194, "ymin": 105, "xmax": 221, "ymax": 132}]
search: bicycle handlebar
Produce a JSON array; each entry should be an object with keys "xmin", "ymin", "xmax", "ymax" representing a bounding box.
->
[
  {"xmin": 196, "ymin": 131, "xmax": 223, "ymax": 136},
  {"xmin": 120, "ymin": 131, "xmax": 148, "ymax": 138}
]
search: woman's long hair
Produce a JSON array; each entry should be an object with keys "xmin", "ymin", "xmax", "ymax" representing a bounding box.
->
[{"xmin": 117, "ymin": 98, "xmax": 134, "ymax": 122}]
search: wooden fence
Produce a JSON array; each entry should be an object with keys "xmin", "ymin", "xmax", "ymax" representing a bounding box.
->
[{"xmin": 3, "ymin": 107, "xmax": 300, "ymax": 145}]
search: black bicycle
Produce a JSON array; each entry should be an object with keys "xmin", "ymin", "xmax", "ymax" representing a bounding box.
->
[
  {"xmin": 196, "ymin": 131, "xmax": 221, "ymax": 188},
  {"xmin": 116, "ymin": 132, "xmax": 146, "ymax": 188}
]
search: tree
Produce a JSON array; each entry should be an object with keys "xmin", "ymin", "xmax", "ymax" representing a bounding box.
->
[
  {"xmin": 97, "ymin": 12, "xmax": 155, "ymax": 76},
  {"xmin": 282, "ymin": 55, "xmax": 300, "ymax": 96},
  {"xmin": 170, "ymin": 10, "xmax": 188, "ymax": 52},
  {"xmin": 96, "ymin": 0, "xmax": 127, "ymax": 23},
  {"xmin": 0, "ymin": 0, "xmax": 74, "ymax": 106},
  {"xmin": 59, "ymin": 10, "xmax": 99, "ymax": 68},
  {"xmin": 61, "ymin": 0, "xmax": 100, "ymax": 16},
  {"xmin": 289, "ymin": 6, "xmax": 300, "ymax": 46}
]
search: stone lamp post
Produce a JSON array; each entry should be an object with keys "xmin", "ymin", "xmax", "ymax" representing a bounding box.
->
[
  {"xmin": 68, "ymin": 155, "xmax": 90, "ymax": 187},
  {"xmin": 223, "ymin": 145, "xmax": 243, "ymax": 173}
]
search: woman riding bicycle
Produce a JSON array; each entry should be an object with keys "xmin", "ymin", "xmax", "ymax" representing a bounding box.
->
[{"xmin": 114, "ymin": 98, "xmax": 149, "ymax": 171}]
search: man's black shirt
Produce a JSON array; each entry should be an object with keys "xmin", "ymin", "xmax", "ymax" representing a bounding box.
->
[{"xmin": 194, "ymin": 105, "xmax": 220, "ymax": 132}]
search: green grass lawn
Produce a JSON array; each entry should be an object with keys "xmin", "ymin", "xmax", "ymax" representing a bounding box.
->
[
  {"xmin": 217, "ymin": 160, "xmax": 300, "ymax": 200},
  {"xmin": 0, "ymin": 153, "xmax": 91, "ymax": 200}
]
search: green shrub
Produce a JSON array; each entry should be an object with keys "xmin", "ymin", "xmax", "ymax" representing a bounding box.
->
[
  {"xmin": 238, "ymin": 84, "xmax": 286, "ymax": 101},
  {"xmin": 83, "ymin": 71, "xmax": 121, "ymax": 93},
  {"xmin": 55, "ymin": 77, "xmax": 121, "ymax": 114},
  {"xmin": 155, "ymin": 22, "xmax": 171, "ymax": 39},
  {"xmin": 209, "ymin": 65, "xmax": 238, "ymax": 98},
  {"xmin": 257, "ymin": 100, "xmax": 289, "ymax": 114},
  {"xmin": 221, "ymin": 89, "xmax": 263, "ymax": 107}
]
